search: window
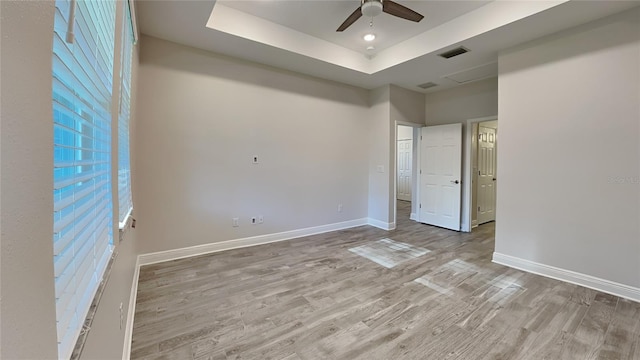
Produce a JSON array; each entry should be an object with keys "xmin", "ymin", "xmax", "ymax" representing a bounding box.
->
[
  {"xmin": 118, "ymin": 3, "xmax": 134, "ymax": 227},
  {"xmin": 52, "ymin": 0, "xmax": 116, "ymax": 358}
]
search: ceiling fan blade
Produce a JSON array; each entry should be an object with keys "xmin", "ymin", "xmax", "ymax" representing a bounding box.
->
[
  {"xmin": 337, "ymin": 6, "xmax": 362, "ymax": 32},
  {"xmin": 383, "ymin": 0, "xmax": 424, "ymax": 22}
]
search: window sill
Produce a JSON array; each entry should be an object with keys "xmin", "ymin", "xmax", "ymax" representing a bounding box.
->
[
  {"xmin": 119, "ymin": 207, "xmax": 134, "ymax": 230},
  {"xmin": 118, "ymin": 208, "xmax": 134, "ymax": 243}
]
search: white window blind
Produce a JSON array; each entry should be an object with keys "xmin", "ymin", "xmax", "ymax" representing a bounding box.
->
[
  {"xmin": 52, "ymin": 0, "xmax": 115, "ymax": 358},
  {"xmin": 118, "ymin": 2, "xmax": 134, "ymax": 226}
]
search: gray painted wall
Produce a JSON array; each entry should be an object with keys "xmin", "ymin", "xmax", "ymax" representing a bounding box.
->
[
  {"xmin": 134, "ymin": 36, "xmax": 371, "ymax": 254},
  {"xmin": 496, "ymin": 8, "xmax": 640, "ymax": 288}
]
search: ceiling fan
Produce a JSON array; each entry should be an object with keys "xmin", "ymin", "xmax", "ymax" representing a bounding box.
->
[{"xmin": 337, "ymin": 0, "xmax": 424, "ymax": 32}]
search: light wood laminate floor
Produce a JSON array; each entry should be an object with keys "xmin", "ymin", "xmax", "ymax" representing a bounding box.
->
[{"xmin": 131, "ymin": 201, "xmax": 640, "ymax": 359}]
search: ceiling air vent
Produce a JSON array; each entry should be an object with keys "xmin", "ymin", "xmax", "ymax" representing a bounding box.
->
[
  {"xmin": 417, "ymin": 82, "xmax": 438, "ymax": 90},
  {"xmin": 438, "ymin": 46, "xmax": 469, "ymax": 59}
]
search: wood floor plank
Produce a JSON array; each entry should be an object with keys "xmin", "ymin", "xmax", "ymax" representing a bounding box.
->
[
  {"xmin": 131, "ymin": 201, "xmax": 640, "ymax": 359},
  {"xmin": 560, "ymin": 295, "xmax": 618, "ymax": 360},
  {"xmin": 597, "ymin": 298, "xmax": 640, "ymax": 359}
]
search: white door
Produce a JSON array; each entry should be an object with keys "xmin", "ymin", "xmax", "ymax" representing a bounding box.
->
[
  {"xmin": 477, "ymin": 126, "xmax": 497, "ymax": 224},
  {"xmin": 419, "ymin": 124, "xmax": 462, "ymax": 231},
  {"xmin": 397, "ymin": 139, "xmax": 412, "ymax": 201}
]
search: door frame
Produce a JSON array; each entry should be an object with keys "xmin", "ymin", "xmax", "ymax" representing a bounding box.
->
[
  {"xmin": 462, "ymin": 115, "xmax": 498, "ymax": 232},
  {"xmin": 393, "ymin": 121, "xmax": 423, "ymax": 227}
]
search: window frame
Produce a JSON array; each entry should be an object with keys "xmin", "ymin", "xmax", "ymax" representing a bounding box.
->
[
  {"xmin": 51, "ymin": 0, "xmax": 138, "ymax": 358},
  {"xmin": 117, "ymin": 1, "xmax": 135, "ymax": 229}
]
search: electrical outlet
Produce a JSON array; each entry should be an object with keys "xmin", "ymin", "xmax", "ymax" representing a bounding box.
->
[
  {"xmin": 258, "ymin": 215, "xmax": 264, "ymax": 224},
  {"xmin": 338, "ymin": 204, "xmax": 343, "ymax": 213},
  {"xmin": 251, "ymin": 217, "xmax": 257, "ymax": 224},
  {"xmin": 232, "ymin": 218, "xmax": 239, "ymax": 227}
]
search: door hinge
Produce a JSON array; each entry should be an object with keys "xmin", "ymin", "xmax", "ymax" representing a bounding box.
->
[
  {"xmin": 420, "ymin": 169, "xmax": 422, "ymax": 174},
  {"xmin": 478, "ymin": 206, "xmax": 480, "ymax": 211},
  {"xmin": 420, "ymin": 135, "xmax": 423, "ymax": 141},
  {"xmin": 420, "ymin": 204, "xmax": 422, "ymax": 209}
]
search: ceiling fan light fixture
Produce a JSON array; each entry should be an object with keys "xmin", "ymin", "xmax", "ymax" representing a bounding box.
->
[
  {"xmin": 361, "ymin": 0, "xmax": 383, "ymax": 17},
  {"xmin": 363, "ymin": 33, "xmax": 376, "ymax": 42}
]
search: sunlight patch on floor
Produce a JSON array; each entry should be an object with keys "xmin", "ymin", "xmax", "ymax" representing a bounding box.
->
[
  {"xmin": 413, "ymin": 259, "xmax": 527, "ymax": 304},
  {"xmin": 348, "ymin": 238, "xmax": 431, "ymax": 268}
]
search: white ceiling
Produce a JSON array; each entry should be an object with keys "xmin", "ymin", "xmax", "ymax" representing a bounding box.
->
[
  {"xmin": 218, "ymin": 0, "xmax": 490, "ymax": 53},
  {"xmin": 136, "ymin": 0, "xmax": 640, "ymax": 93}
]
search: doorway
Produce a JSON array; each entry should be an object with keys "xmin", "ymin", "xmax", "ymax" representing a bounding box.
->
[
  {"xmin": 462, "ymin": 116, "xmax": 498, "ymax": 232},
  {"xmin": 394, "ymin": 123, "xmax": 421, "ymax": 226},
  {"xmin": 397, "ymin": 125, "xmax": 413, "ymax": 202},
  {"xmin": 477, "ymin": 121, "xmax": 497, "ymax": 225}
]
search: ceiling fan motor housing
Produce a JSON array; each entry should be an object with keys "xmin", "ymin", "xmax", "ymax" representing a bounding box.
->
[{"xmin": 361, "ymin": 0, "xmax": 383, "ymax": 17}]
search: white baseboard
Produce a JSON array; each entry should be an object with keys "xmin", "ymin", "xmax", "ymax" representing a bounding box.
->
[
  {"xmin": 138, "ymin": 218, "xmax": 369, "ymax": 266},
  {"xmin": 410, "ymin": 213, "xmax": 417, "ymax": 221},
  {"xmin": 471, "ymin": 220, "xmax": 478, "ymax": 228},
  {"xmin": 122, "ymin": 256, "xmax": 140, "ymax": 360},
  {"xmin": 493, "ymin": 252, "xmax": 640, "ymax": 303},
  {"xmin": 367, "ymin": 218, "xmax": 395, "ymax": 231}
]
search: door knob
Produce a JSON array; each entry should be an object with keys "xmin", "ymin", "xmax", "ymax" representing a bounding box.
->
[{"xmin": 451, "ymin": 180, "xmax": 460, "ymax": 184}]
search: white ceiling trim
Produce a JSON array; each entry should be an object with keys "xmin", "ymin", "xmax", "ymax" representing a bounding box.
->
[
  {"xmin": 207, "ymin": 4, "xmax": 372, "ymax": 73},
  {"xmin": 206, "ymin": 0, "xmax": 569, "ymax": 75}
]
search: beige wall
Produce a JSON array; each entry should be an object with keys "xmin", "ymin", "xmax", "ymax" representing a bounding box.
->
[
  {"xmin": 496, "ymin": 8, "xmax": 640, "ymax": 288},
  {"xmin": 425, "ymin": 77, "xmax": 498, "ymax": 126},
  {"xmin": 0, "ymin": 2, "xmax": 59, "ymax": 358},
  {"xmin": 134, "ymin": 36, "xmax": 371, "ymax": 254}
]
